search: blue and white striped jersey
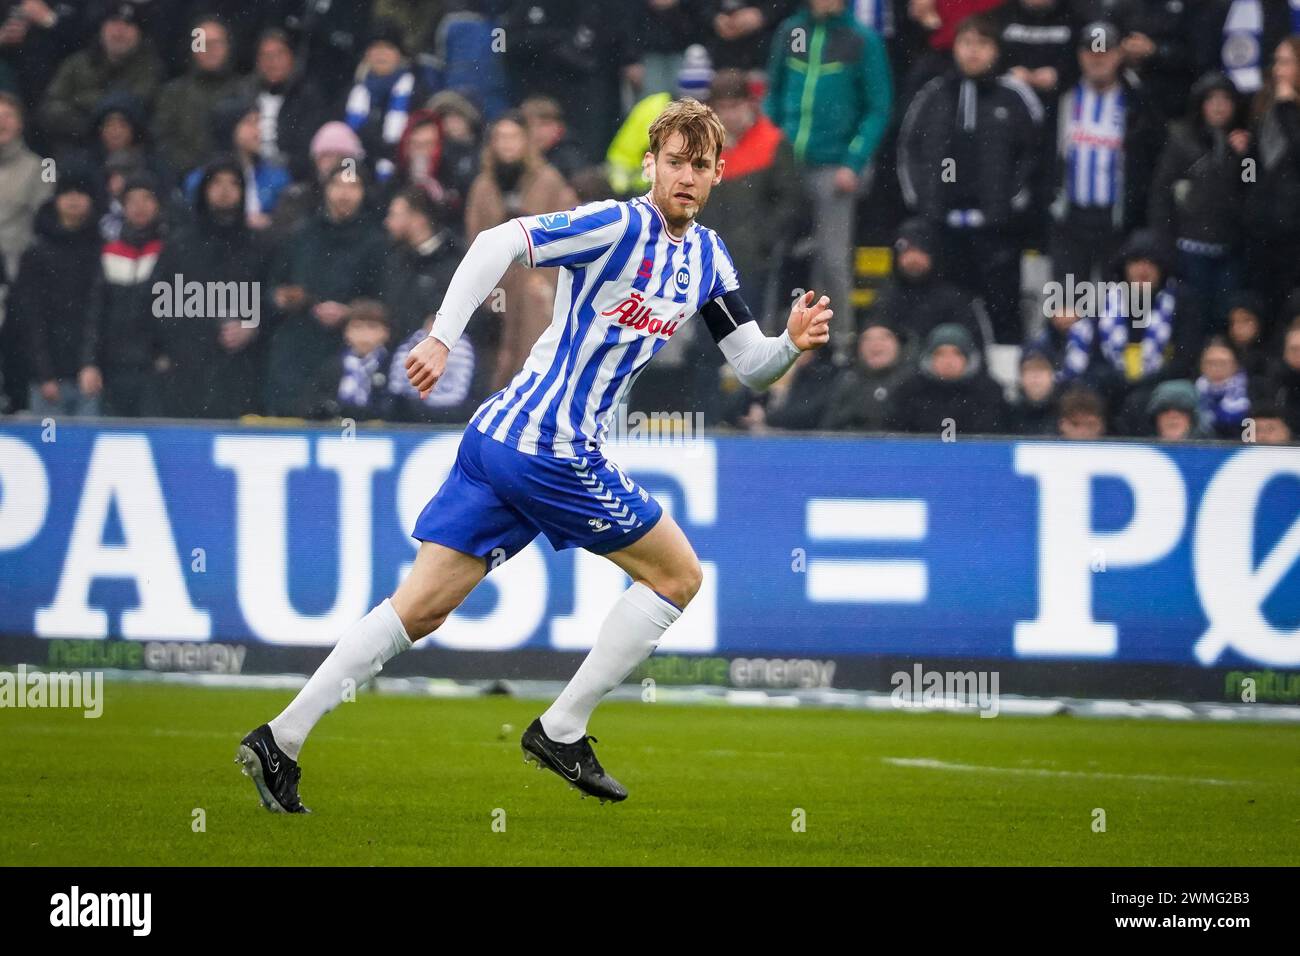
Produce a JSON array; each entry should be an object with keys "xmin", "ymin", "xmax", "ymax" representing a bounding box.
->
[
  {"xmin": 469, "ymin": 195, "xmax": 740, "ymax": 458},
  {"xmin": 1063, "ymin": 83, "xmax": 1126, "ymax": 208}
]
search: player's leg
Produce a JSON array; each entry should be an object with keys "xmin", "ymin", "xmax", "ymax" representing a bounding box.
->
[
  {"xmin": 538, "ymin": 513, "xmax": 700, "ymax": 744},
  {"xmin": 266, "ymin": 542, "xmax": 485, "ymax": 760}
]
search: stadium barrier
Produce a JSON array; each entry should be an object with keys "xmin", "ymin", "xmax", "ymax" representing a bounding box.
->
[{"xmin": 0, "ymin": 419, "xmax": 1297, "ymax": 703}]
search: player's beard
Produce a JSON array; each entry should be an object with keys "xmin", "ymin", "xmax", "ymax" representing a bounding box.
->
[{"xmin": 654, "ymin": 181, "xmax": 706, "ymax": 232}]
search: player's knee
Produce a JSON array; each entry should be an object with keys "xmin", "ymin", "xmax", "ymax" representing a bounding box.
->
[{"xmin": 659, "ymin": 556, "xmax": 703, "ymax": 610}]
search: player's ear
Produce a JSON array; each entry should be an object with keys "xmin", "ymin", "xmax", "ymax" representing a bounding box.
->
[
  {"xmin": 642, "ymin": 151, "xmax": 655, "ymax": 183},
  {"xmin": 713, "ymin": 157, "xmax": 725, "ymax": 185}
]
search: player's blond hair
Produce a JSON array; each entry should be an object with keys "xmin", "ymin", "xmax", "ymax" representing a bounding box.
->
[{"xmin": 648, "ymin": 98, "xmax": 726, "ymax": 163}]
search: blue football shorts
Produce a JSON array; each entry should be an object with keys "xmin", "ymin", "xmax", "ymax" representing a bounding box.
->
[{"xmin": 412, "ymin": 424, "xmax": 663, "ymax": 565}]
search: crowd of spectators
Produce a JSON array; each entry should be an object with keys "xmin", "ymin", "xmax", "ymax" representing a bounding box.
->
[{"xmin": 0, "ymin": 0, "xmax": 1297, "ymax": 444}]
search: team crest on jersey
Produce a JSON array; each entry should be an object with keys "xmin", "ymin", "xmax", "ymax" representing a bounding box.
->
[
  {"xmin": 600, "ymin": 291, "xmax": 680, "ymax": 339},
  {"xmin": 537, "ymin": 212, "xmax": 571, "ymax": 231},
  {"xmin": 674, "ymin": 267, "xmax": 690, "ymax": 291}
]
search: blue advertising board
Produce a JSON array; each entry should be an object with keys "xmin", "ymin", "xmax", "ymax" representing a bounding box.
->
[{"xmin": 0, "ymin": 420, "xmax": 1297, "ymax": 669}]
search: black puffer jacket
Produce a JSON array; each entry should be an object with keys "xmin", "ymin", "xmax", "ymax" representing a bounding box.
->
[
  {"xmin": 1148, "ymin": 72, "xmax": 1246, "ymax": 247},
  {"xmin": 14, "ymin": 202, "xmax": 101, "ymax": 382}
]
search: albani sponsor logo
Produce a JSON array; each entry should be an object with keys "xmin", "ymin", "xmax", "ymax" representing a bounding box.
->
[{"xmin": 601, "ymin": 291, "xmax": 680, "ymax": 339}]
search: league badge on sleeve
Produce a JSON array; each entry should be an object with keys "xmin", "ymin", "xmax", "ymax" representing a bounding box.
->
[{"xmin": 537, "ymin": 212, "xmax": 571, "ymax": 231}]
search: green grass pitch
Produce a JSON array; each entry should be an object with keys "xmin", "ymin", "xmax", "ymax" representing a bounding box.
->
[{"xmin": 2, "ymin": 682, "xmax": 1297, "ymax": 866}]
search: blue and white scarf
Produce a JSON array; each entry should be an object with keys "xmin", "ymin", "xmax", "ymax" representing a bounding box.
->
[
  {"xmin": 1197, "ymin": 370, "xmax": 1251, "ymax": 431},
  {"xmin": 345, "ymin": 67, "xmax": 415, "ymax": 178},
  {"xmin": 1062, "ymin": 284, "xmax": 1177, "ymax": 381},
  {"xmin": 338, "ymin": 347, "xmax": 389, "ymax": 409}
]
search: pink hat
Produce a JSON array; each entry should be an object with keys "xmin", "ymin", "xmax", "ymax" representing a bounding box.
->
[{"xmin": 310, "ymin": 121, "xmax": 365, "ymax": 159}]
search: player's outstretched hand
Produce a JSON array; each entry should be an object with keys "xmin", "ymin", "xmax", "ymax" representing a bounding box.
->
[
  {"xmin": 787, "ymin": 290, "xmax": 833, "ymax": 351},
  {"xmin": 405, "ymin": 336, "xmax": 450, "ymax": 399}
]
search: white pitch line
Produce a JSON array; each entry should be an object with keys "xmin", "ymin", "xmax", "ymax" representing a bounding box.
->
[{"xmin": 883, "ymin": 757, "xmax": 1250, "ymax": 787}]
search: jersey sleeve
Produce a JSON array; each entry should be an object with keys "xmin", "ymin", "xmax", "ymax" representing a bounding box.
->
[
  {"xmin": 705, "ymin": 229, "xmax": 741, "ymax": 302},
  {"xmin": 515, "ymin": 200, "xmax": 627, "ymax": 269}
]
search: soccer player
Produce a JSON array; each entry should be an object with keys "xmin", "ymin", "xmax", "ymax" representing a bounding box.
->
[{"xmin": 237, "ymin": 99, "xmax": 834, "ymax": 812}]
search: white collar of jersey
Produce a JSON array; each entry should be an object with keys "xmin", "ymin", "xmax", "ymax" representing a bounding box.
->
[{"xmin": 638, "ymin": 193, "xmax": 689, "ymax": 245}]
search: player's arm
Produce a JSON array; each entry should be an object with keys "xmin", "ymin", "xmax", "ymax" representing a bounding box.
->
[
  {"xmin": 701, "ymin": 288, "xmax": 833, "ymax": 392},
  {"xmin": 406, "ymin": 202, "xmax": 624, "ymax": 397},
  {"xmin": 405, "ymin": 220, "xmax": 529, "ymax": 397}
]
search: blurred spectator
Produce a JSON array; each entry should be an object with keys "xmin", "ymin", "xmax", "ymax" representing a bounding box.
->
[
  {"xmin": 373, "ymin": 0, "xmax": 444, "ymax": 58},
  {"xmin": 265, "ymin": 160, "xmax": 386, "ymax": 416},
  {"xmin": 1225, "ymin": 290, "xmax": 1270, "ymax": 379},
  {"xmin": 0, "ymin": 92, "xmax": 52, "ymax": 281},
  {"xmin": 499, "ymin": 0, "xmax": 626, "ymax": 167},
  {"xmin": 77, "ymin": 91, "xmax": 171, "ymax": 205},
  {"xmin": 520, "ymin": 95, "xmax": 587, "ymax": 182},
  {"xmin": 1249, "ymin": 404, "xmax": 1293, "ymax": 444},
  {"xmin": 874, "ymin": 217, "xmax": 985, "ymax": 354},
  {"xmin": 1065, "ymin": 230, "xmax": 1203, "ymax": 434},
  {"xmin": 388, "ymin": 310, "xmax": 482, "ymax": 424},
  {"xmin": 1195, "ymin": 0, "xmax": 1300, "ymax": 95},
  {"xmin": 465, "ymin": 110, "xmax": 576, "ymax": 391},
  {"xmin": 1196, "ymin": 335, "xmax": 1251, "ymax": 439},
  {"xmin": 768, "ymin": 0, "xmax": 893, "ymax": 346},
  {"xmin": 83, "ymin": 170, "xmax": 162, "ymax": 416},
  {"xmin": 304, "ymin": 298, "xmax": 394, "ymax": 421},
  {"xmin": 381, "ymin": 186, "xmax": 461, "ymax": 341},
  {"xmin": 390, "ymin": 109, "xmax": 453, "ymax": 212},
  {"xmin": 727, "ymin": 346, "xmax": 838, "ymax": 431},
  {"xmin": 152, "ymin": 158, "xmax": 268, "ymax": 420},
  {"xmin": 1148, "ymin": 71, "xmax": 1249, "ymax": 334},
  {"xmin": 39, "ymin": 3, "xmax": 162, "ymax": 153},
  {"xmin": 280, "ymin": 0, "xmax": 369, "ymax": 103},
  {"xmin": 899, "ymin": 0, "xmax": 1008, "ymax": 101},
  {"xmin": 426, "ymin": 90, "xmax": 483, "ymax": 204},
  {"xmin": 608, "ymin": 44, "xmax": 714, "ymax": 197},
  {"xmin": 884, "ymin": 322, "xmax": 1007, "ymax": 433},
  {"xmin": 706, "ymin": 1, "xmax": 795, "ymax": 72},
  {"xmin": 14, "ymin": 165, "xmax": 101, "ymax": 416},
  {"xmin": 1098, "ymin": 0, "xmax": 1197, "ymax": 121},
  {"xmin": 898, "ymin": 14, "xmax": 1039, "ymax": 343},
  {"xmin": 1243, "ymin": 36, "xmax": 1300, "ymax": 318},
  {"xmin": 1049, "ymin": 20, "xmax": 1164, "ymax": 285},
  {"xmin": 251, "ymin": 27, "xmax": 328, "ymax": 182},
  {"xmin": 820, "ymin": 316, "xmax": 909, "ymax": 430},
  {"xmin": 0, "ymin": 2, "xmax": 81, "ymax": 114},
  {"xmin": 269, "ymin": 121, "xmax": 365, "ymax": 241},
  {"xmin": 764, "ymin": 346, "xmax": 839, "ymax": 428},
  {"xmin": 413, "ymin": 0, "xmax": 509, "ymax": 121},
  {"xmin": 998, "ymin": 0, "xmax": 1077, "ymax": 238},
  {"xmin": 345, "ymin": 19, "xmax": 427, "ymax": 182},
  {"xmin": 1008, "ymin": 347, "xmax": 1058, "ymax": 434},
  {"xmin": 151, "ymin": 15, "xmax": 250, "ymax": 178},
  {"xmin": 1253, "ymin": 314, "xmax": 1300, "ymax": 433},
  {"xmin": 998, "ymin": 0, "xmax": 1076, "ymax": 120},
  {"xmin": 1146, "ymin": 378, "xmax": 1208, "ymax": 440},
  {"xmin": 626, "ymin": 0, "xmax": 708, "ymax": 97},
  {"xmin": 1056, "ymin": 381, "xmax": 1107, "ymax": 438},
  {"xmin": 707, "ymin": 69, "xmax": 802, "ymax": 331},
  {"xmin": 1027, "ymin": 302, "xmax": 1089, "ymax": 376},
  {"xmin": 184, "ymin": 98, "xmax": 291, "ymax": 230}
]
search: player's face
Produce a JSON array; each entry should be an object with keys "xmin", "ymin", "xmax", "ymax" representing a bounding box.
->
[{"xmin": 648, "ymin": 131, "xmax": 723, "ymax": 229}]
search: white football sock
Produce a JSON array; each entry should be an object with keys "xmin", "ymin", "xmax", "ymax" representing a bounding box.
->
[
  {"xmin": 269, "ymin": 598, "xmax": 412, "ymax": 760},
  {"xmin": 541, "ymin": 582, "xmax": 682, "ymax": 743}
]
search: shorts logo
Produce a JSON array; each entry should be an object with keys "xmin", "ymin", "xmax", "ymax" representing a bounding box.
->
[
  {"xmin": 571, "ymin": 457, "xmax": 643, "ymax": 531},
  {"xmin": 675, "ymin": 267, "xmax": 690, "ymax": 291},
  {"xmin": 587, "ymin": 518, "xmax": 612, "ymax": 532},
  {"xmin": 537, "ymin": 212, "xmax": 571, "ymax": 231}
]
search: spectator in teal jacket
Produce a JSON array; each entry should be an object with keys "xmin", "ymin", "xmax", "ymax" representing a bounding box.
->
[{"xmin": 765, "ymin": 0, "xmax": 891, "ymax": 350}]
